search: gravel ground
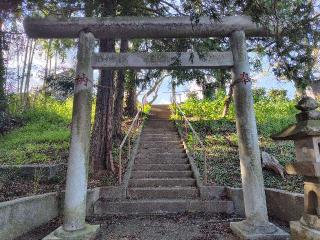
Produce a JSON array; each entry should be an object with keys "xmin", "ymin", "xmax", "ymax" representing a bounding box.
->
[
  {"xmin": 14, "ymin": 213, "xmax": 291, "ymax": 240},
  {"xmin": 15, "ymin": 213, "xmax": 244, "ymax": 240},
  {"xmin": 93, "ymin": 213, "xmax": 242, "ymax": 240}
]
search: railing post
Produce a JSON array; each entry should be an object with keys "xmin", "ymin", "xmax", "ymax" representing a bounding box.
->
[
  {"xmin": 203, "ymin": 149, "xmax": 208, "ymax": 184},
  {"xmin": 128, "ymin": 136, "xmax": 131, "ymax": 160},
  {"xmin": 119, "ymin": 149, "xmax": 122, "ymax": 184},
  {"xmin": 192, "ymin": 132, "xmax": 195, "ymax": 156},
  {"xmin": 184, "ymin": 120, "xmax": 188, "ymax": 139}
]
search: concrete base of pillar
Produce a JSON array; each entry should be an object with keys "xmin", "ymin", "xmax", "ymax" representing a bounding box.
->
[
  {"xmin": 290, "ymin": 220, "xmax": 320, "ymax": 240},
  {"xmin": 43, "ymin": 223, "xmax": 100, "ymax": 240},
  {"xmin": 230, "ymin": 220, "xmax": 289, "ymax": 240}
]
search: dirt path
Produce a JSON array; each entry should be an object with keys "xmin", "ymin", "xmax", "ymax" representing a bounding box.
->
[
  {"xmin": 94, "ymin": 213, "xmax": 241, "ymax": 240},
  {"xmin": 16, "ymin": 213, "xmax": 242, "ymax": 240}
]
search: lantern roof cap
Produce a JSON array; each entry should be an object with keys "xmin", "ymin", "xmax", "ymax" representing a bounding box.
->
[{"xmin": 272, "ymin": 97, "xmax": 320, "ymax": 140}]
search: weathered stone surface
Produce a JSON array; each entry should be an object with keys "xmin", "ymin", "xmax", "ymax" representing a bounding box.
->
[
  {"xmin": 290, "ymin": 220, "xmax": 320, "ymax": 240},
  {"xmin": 24, "ymin": 16, "xmax": 272, "ymax": 39},
  {"xmin": 91, "ymin": 51, "xmax": 234, "ymax": 69},
  {"xmin": 230, "ymin": 220, "xmax": 290, "ymax": 240},
  {"xmin": 286, "ymin": 162, "xmax": 320, "ymax": 176},
  {"xmin": 199, "ymin": 186, "xmax": 227, "ymax": 200},
  {"xmin": 303, "ymin": 181, "xmax": 320, "ymax": 216},
  {"xmin": 226, "ymin": 187, "xmax": 304, "ymax": 222},
  {"xmin": 265, "ymin": 188, "xmax": 304, "ymax": 222},
  {"xmin": 63, "ymin": 31, "xmax": 95, "ymax": 232},
  {"xmin": 42, "ymin": 223, "xmax": 99, "ymax": 240},
  {"xmin": 0, "ymin": 193, "xmax": 60, "ymax": 240},
  {"xmin": 272, "ymin": 96, "xmax": 320, "ymax": 140},
  {"xmin": 129, "ymin": 178, "xmax": 196, "ymax": 187},
  {"xmin": 294, "ymin": 137, "xmax": 320, "ymax": 162},
  {"xmin": 231, "ymin": 30, "xmax": 269, "ymax": 229},
  {"xmin": 98, "ymin": 186, "xmax": 125, "ymax": 200},
  {"xmin": 0, "ymin": 187, "xmax": 120, "ymax": 240},
  {"xmin": 127, "ymin": 187, "xmax": 199, "ymax": 199},
  {"xmin": 296, "ymin": 96, "xmax": 319, "ymax": 111},
  {"xmin": 226, "ymin": 187, "xmax": 245, "ymax": 216},
  {"xmin": 296, "ymin": 110, "xmax": 320, "ymax": 121},
  {"xmin": 301, "ymin": 214, "xmax": 320, "ymax": 231},
  {"xmin": 93, "ymin": 199, "xmax": 234, "ymax": 215},
  {"xmin": 272, "ymin": 120, "xmax": 320, "ymax": 140},
  {"xmin": 0, "ymin": 163, "xmax": 66, "ymax": 181}
]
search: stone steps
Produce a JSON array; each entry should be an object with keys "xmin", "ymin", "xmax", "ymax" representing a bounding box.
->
[
  {"xmin": 141, "ymin": 132, "xmax": 179, "ymax": 136},
  {"xmin": 138, "ymin": 148, "xmax": 185, "ymax": 154},
  {"xmin": 94, "ymin": 199, "xmax": 234, "ymax": 216},
  {"xmin": 134, "ymin": 164, "xmax": 191, "ymax": 171},
  {"xmin": 131, "ymin": 170, "xmax": 193, "ymax": 178},
  {"xmin": 142, "ymin": 131, "xmax": 177, "ymax": 135},
  {"xmin": 134, "ymin": 158, "xmax": 189, "ymax": 164},
  {"xmin": 140, "ymin": 136, "xmax": 180, "ymax": 141},
  {"xmin": 94, "ymin": 105, "xmax": 234, "ymax": 216},
  {"xmin": 129, "ymin": 178, "xmax": 196, "ymax": 187},
  {"xmin": 128, "ymin": 187, "xmax": 199, "ymax": 199},
  {"xmin": 139, "ymin": 143, "xmax": 184, "ymax": 148},
  {"xmin": 139, "ymin": 142, "xmax": 183, "ymax": 148}
]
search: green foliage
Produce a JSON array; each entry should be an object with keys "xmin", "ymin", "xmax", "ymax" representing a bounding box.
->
[
  {"xmin": 46, "ymin": 70, "xmax": 75, "ymax": 100},
  {"xmin": 176, "ymin": 90, "xmax": 235, "ymax": 121},
  {"xmin": 268, "ymin": 89, "xmax": 288, "ymax": 100},
  {"xmin": 0, "ymin": 95, "xmax": 73, "ymax": 165},
  {"xmin": 175, "ymin": 88, "xmax": 303, "ymax": 192},
  {"xmin": 182, "ymin": 0, "xmax": 320, "ymax": 91}
]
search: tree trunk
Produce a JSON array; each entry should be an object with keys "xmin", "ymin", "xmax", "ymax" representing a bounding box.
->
[
  {"xmin": 16, "ymin": 43, "xmax": 20, "ymax": 93},
  {"xmin": 43, "ymin": 39, "xmax": 52, "ymax": 92},
  {"xmin": 90, "ymin": 0, "xmax": 117, "ymax": 172},
  {"xmin": 222, "ymin": 83, "xmax": 234, "ymax": 117},
  {"xmin": 294, "ymin": 79, "xmax": 306, "ymax": 97},
  {"xmin": 144, "ymin": 75, "xmax": 165, "ymax": 104},
  {"xmin": 54, "ymin": 50, "xmax": 58, "ymax": 75},
  {"xmin": 0, "ymin": 25, "xmax": 6, "ymax": 113},
  {"xmin": 125, "ymin": 70, "xmax": 137, "ymax": 117},
  {"xmin": 149, "ymin": 81, "xmax": 162, "ymax": 104},
  {"xmin": 23, "ymin": 40, "xmax": 36, "ymax": 107},
  {"xmin": 202, "ymin": 82, "xmax": 215, "ymax": 100},
  {"xmin": 113, "ymin": 39, "xmax": 128, "ymax": 139},
  {"xmin": 91, "ymin": 39, "xmax": 115, "ymax": 172},
  {"xmin": 20, "ymin": 38, "xmax": 30, "ymax": 95}
]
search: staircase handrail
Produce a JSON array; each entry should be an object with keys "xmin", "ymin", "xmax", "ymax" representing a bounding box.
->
[
  {"xmin": 118, "ymin": 94, "xmax": 147, "ymax": 184},
  {"xmin": 174, "ymin": 103, "xmax": 208, "ymax": 184}
]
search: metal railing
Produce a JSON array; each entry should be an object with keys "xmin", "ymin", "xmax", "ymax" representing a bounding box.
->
[
  {"xmin": 118, "ymin": 96, "xmax": 147, "ymax": 184},
  {"xmin": 174, "ymin": 103, "xmax": 208, "ymax": 184}
]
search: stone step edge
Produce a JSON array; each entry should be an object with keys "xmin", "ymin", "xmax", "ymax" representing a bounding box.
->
[
  {"xmin": 128, "ymin": 186, "xmax": 198, "ymax": 190},
  {"xmin": 93, "ymin": 199, "xmax": 235, "ymax": 216}
]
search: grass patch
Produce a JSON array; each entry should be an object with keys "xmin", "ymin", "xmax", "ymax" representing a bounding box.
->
[
  {"xmin": 174, "ymin": 90, "xmax": 304, "ymax": 193},
  {"xmin": 0, "ymin": 96, "xmax": 72, "ymax": 165}
]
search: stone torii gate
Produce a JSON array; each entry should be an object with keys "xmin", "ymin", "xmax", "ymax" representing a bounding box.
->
[{"xmin": 24, "ymin": 16, "xmax": 289, "ymax": 240}]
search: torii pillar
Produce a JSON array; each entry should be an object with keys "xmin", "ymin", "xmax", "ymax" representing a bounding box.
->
[
  {"xmin": 44, "ymin": 31, "xmax": 100, "ymax": 239},
  {"xmin": 229, "ymin": 30, "xmax": 289, "ymax": 239}
]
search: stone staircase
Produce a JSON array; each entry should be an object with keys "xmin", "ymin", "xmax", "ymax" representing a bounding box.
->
[{"xmin": 94, "ymin": 105, "xmax": 234, "ymax": 215}]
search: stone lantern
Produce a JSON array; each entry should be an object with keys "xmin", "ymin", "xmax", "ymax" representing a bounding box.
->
[{"xmin": 272, "ymin": 96, "xmax": 320, "ymax": 240}]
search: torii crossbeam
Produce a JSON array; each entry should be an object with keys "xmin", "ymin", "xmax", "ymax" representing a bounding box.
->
[{"xmin": 24, "ymin": 16, "xmax": 272, "ymax": 39}]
